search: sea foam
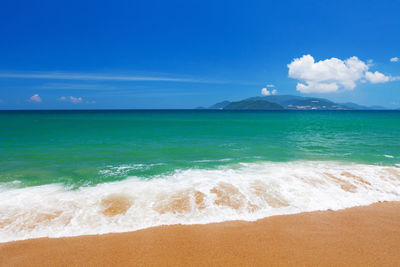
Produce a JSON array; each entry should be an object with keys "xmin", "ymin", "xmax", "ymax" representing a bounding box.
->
[{"xmin": 1, "ymin": 161, "xmax": 400, "ymax": 242}]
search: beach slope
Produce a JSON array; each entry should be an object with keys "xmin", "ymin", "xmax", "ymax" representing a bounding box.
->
[{"xmin": 1, "ymin": 202, "xmax": 400, "ymax": 266}]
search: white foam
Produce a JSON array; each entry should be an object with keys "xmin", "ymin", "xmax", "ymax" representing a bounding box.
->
[
  {"xmin": 193, "ymin": 158, "xmax": 232, "ymax": 163},
  {"xmin": 99, "ymin": 163, "xmax": 165, "ymax": 176},
  {"xmin": 1, "ymin": 161, "xmax": 400, "ymax": 243}
]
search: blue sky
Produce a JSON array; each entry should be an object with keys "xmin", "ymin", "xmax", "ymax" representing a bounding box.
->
[{"xmin": 0, "ymin": 0, "xmax": 399, "ymax": 109}]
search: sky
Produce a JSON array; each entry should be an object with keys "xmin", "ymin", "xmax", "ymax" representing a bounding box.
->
[{"xmin": 0, "ymin": 0, "xmax": 399, "ymax": 109}]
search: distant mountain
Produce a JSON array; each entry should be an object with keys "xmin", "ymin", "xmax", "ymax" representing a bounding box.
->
[
  {"xmin": 369, "ymin": 105, "xmax": 387, "ymax": 110},
  {"xmin": 223, "ymin": 100, "xmax": 284, "ymax": 110},
  {"xmin": 339, "ymin": 102, "xmax": 369, "ymax": 110},
  {"xmin": 248, "ymin": 95, "xmax": 348, "ymax": 109},
  {"xmin": 247, "ymin": 95, "xmax": 306, "ymax": 106},
  {"xmin": 287, "ymin": 98, "xmax": 349, "ymax": 110},
  {"xmin": 209, "ymin": 101, "xmax": 231, "ymax": 109},
  {"xmin": 339, "ymin": 102, "xmax": 387, "ymax": 110},
  {"xmin": 206, "ymin": 94, "xmax": 388, "ymax": 110}
]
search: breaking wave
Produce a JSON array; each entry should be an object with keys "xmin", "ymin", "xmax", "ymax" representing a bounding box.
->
[{"xmin": 1, "ymin": 161, "xmax": 400, "ymax": 242}]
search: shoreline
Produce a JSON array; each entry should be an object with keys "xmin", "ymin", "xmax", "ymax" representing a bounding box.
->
[{"xmin": 1, "ymin": 201, "xmax": 400, "ymax": 266}]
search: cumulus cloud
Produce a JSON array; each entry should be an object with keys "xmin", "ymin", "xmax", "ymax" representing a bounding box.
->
[
  {"xmin": 365, "ymin": 71, "xmax": 391, "ymax": 83},
  {"xmin": 59, "ymin": 95, "xmax": 83, "ymax": 104},
  {"xmin": 261, "ymin": 86, "xmax": 277, "ymax": 96},
  {"xmin": 69, "ymin": 96, "xmax": 83, "ymax": 104},
  {"xmin": 29, "ymin": 94, "xmax": 42, "ymax": 103},
  {"xmin": 288, "ymin": 55, "xmax": 394, "ymax": 93},
  {"xmin": 390, "ymin": 57, "xmax": 399, "ymax": 62},
  {"xmin": 261, "ymin": 88, "xmax": 271, "ymax": 95}
]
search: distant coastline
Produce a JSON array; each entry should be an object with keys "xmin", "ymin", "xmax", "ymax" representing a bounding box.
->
[{"xmin": 198, "ymin": 94, "xmax": 390, "ymax": 110}]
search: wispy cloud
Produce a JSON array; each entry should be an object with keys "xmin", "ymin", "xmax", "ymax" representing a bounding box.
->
[
  {"xmin": 60, "ymin": 95, "xmax": 83, "ymax": 103},
  {"xmin": 41, "ymin": 83, "xmax": 114, "ymax": 90},
  {"xmin": 0, "ymin": 72, "xmax": 202, "ymax": 83},
  {"xmin": 69, "ymin": 96, "xmax": 83, "ymax": 103},
  {"xmin": 29, "ymin": 94, "xmax": 42, "ymax": 103},
  {"xmin": 95, "ymin": 90, "xmax": 207, "ymax": 97}
]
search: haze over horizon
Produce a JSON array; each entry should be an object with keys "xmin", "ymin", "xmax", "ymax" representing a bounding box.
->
[{"xmin": 0, "ymin": 0, "xmax": 399, "ymax": 109}]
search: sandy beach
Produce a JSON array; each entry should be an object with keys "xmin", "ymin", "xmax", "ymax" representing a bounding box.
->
[{"xmin": 1, "ymin": 201, "xmax": 399, "ymax": 266}]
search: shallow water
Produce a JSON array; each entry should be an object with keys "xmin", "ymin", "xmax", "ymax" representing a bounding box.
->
[{"xmin": 0, "ymin": 110, "xmax": 399, "ymax": 241}]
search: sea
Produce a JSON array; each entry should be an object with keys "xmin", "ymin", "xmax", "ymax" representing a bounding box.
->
[{"xmin": 0, "ymin": 110, "xmax": 399, "ymax": 242}]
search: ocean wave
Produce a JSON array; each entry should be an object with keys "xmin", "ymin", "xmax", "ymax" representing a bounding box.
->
[
  {"xmin": 0, "ymin": 180, "xmax": 21, "ymax": 192},
  {"xmin": 0, "ymin": 161, "xmax": 400, "ymax": 242},
  {"xmin": 99, "ymin": 163, "xmax": 165, "ymax": 177},
  {"xmin": 192, "ymin": 158, "xmax": 232, "ymax": 163}
]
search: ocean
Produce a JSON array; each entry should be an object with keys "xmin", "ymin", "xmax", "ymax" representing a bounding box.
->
[{"xmin": 1, "ymin": 110, "xmax": 400, "ymax": 242}]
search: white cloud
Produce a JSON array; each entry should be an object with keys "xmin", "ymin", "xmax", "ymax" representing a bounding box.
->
[
  {"xmin": 390, "ymin": 57, "xmax": 399, "ymax": 62},
  {"xmin": 266, "ymin": 84, "xmax": 275, "ymax": 88},
  {"xmin": 295, "ymin": 81, "xmax": 338, "ymax": 93},
  {"xmin": 288, "ymin": 55, "xmax": 394, "ymax": 93},
  {"xmin": 261, "ymin": 87, "xmax": 277, "ymax": 95},
  {"xmin": 365, "ymin": 71, "xmax": 390, "ymax": 83},
  {"xmin": 29, "ymin": 94, "xmax": 42, "ymax": 103},
  {"xmin": 261, "ymin": 88, "xmax": 271, "ymax": 95},
  {"xmin": 59, "ymin": 95, "xmax": 83, "ymax": 103},
  {"xmin": 69, "ymin": 96, "xmax": 83, "ymax": 104}
]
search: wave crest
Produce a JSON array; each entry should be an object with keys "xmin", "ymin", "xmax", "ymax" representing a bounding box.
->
[{"xmin": 1, "ymin": 161, "xmax": 400, "ymax": 242}]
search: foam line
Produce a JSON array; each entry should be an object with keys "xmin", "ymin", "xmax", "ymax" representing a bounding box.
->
[{"xmin": 1, "ymin": 161, "xmax": 399, "ymax": 242}]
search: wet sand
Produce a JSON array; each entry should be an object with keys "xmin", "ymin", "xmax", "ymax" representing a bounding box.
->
[{"xmin": 1, "ymin": 202, "xmax": 400, "ymax": 266}]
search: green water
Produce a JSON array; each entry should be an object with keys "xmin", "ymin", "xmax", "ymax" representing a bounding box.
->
[{"xmin": 1, "ymin": 110, "xmax": 399, "ymax": 188}]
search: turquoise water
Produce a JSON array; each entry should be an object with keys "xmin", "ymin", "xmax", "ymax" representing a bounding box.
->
[
  {"xmin": 1, "ymin": 110, "xmax": 400, "ymax": 242},
  {"xmin": 1, "ymin": 110, "xmax": 399, "ymax": 188}
]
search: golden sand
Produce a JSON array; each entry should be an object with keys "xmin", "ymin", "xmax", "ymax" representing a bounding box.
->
[
  {"xmin": 101, "ymin": 194, "xmax": 133, "ymax": 217},
  {"xmin": 1, "ymin": 202, "xmax": 400, "ymax": 266}
]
